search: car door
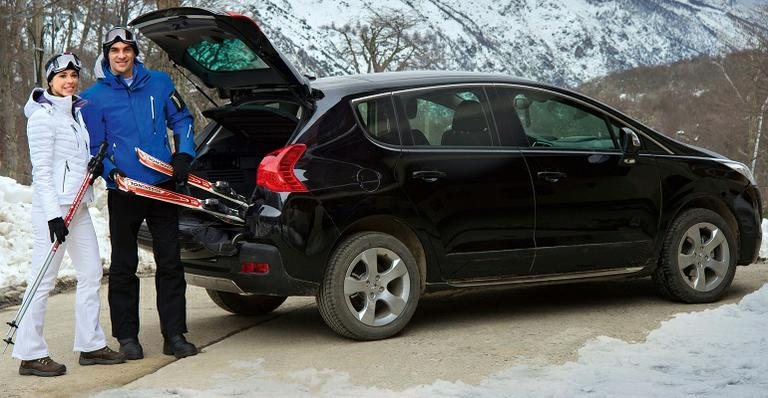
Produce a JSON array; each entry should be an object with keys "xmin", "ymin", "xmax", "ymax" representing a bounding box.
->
[
  {"xmin": 393, "ymin": 85, "xmax": 536, "ymax": 280},
  {"xmin": 496, "ymin": 85, "xmax": 661, "ymax": 275}
]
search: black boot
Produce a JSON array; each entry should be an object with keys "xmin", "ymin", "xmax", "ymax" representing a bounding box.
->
[
  {"xmin": 163, "ymin": 334, "xmax": 198, "ymax": 359},
  {"xmin": 118, "ymin": 338, "xmax": 144, "ymax": 360}
]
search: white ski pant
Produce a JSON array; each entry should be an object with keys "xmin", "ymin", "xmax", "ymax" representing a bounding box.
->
[{"xmin": 12, "ymin": 204, "xmax": 106, "ymax": 360}]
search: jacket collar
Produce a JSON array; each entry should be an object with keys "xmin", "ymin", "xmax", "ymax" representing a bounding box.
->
[
  {"xmin": 96, "ymin": 57, "xmax": 150, "ymax": 90},
  {"xmin": 24, "ymin": 88, "xmax": 85, "ymax": 118}
]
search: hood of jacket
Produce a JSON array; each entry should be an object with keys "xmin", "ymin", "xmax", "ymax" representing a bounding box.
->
[
  {"xmin": 24, "ymin": 87, "xmax": 86, "ymax": 119},
  {"xmin": 93, "ymin": 55, "xmax": 150, "ymax": 90}
]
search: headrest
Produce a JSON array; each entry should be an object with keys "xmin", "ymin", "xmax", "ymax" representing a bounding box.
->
[{"xmin": 452, "ymin": 100, "xmax": 485, "ymax": 133}]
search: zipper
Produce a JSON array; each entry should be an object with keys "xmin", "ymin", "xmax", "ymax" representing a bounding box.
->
[
  {"xmin": 62, "ymin": 160, "xmax": 70, "ymax": 192},
  {"xmin": 71, "ymin": 125, "xmax": 80, "ymax": 148},
  {"xmin": 150, "ymin": 96, "xmax": 156, "ymax": 134}
]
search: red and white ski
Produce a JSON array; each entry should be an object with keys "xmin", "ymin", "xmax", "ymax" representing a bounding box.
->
[
  {"xmin": 115, "ymin": 175, "xmax": 245, "ymax": 225},
  {"xmin": 135, "ymin": 147, "xmax": 248, "ymax": 208}
]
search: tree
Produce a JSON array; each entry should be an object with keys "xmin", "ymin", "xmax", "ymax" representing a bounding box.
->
[
  {"xmin": 715, "ymin": 6, "xmax": 768, "ymax": 180},
  {"xmin": 324, "ymin": 8, "xmax": 446, "ymax": 73}
]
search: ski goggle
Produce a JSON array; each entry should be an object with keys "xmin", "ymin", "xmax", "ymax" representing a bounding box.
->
[
  {"xmin": 45, "ymin": 52, "xmax": 82, "ymax": 81},
  {"xmin": 104, "ymin": 27, "xmax": 136, "ymax": 46}
]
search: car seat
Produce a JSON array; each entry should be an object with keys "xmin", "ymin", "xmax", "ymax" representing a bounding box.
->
[{"xmin": 441, "ymin": 100, "xmax": 492, "ymax": 146}]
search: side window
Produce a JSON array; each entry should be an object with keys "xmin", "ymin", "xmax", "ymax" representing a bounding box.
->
[
  {"xmin": 396, "ymin": 87, "xmax": 495, "ymax": 147},
  {"xmin": 354, "ymin": 96, "xmax": 400, "ymax": 145},
  {"xmin": 512, "ymin": 90, "xmax": 619, "ymax": 150}
]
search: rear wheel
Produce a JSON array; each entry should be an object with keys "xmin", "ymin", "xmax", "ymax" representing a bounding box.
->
[
  {"xmin": 206, "ymin": 289, "xmax": 287, "ymax": 315},
  {"xmin": 652, "ymin": 208, "xmax": 737, "ymax": 303},
  {"xmin": 317, "ymin": 232, "xmax": 421, "ymax": 340}
]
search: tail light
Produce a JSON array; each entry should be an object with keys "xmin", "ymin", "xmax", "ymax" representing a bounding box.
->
[
  {"xmin": 241, "ymin": 262, "xmax": 270, "ymax": 274},
  {"xmin": 256, "ymin": 144, "xmax": 308, "ymax": 192}
]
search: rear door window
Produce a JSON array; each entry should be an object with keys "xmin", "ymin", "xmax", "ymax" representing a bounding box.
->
[
  {"xmin": 354, "ymin": 95, "xmax": 400, "ymax": 145},
  {"xmin": 394, "ymin": 86, "xmax": 496, "ymax": 147}
]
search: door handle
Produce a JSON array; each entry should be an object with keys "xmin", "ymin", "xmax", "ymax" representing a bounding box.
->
[
  {"xmin": 537, "ymin": 171, "xmax": 567, "ymax": 183},
  {"xmin": 412, "ymin": 170, "xmax": 447, "ymax": 182}
]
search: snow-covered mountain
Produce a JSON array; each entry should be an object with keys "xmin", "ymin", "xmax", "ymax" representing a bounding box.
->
[{"xmin": 226, "ymin": 0, "xmax": 763, "ymax": 86}]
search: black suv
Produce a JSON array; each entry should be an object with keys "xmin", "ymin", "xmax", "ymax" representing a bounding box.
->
[{"xmin": 132, "ymin": 8, "xmax": 763, "ymax": 340}]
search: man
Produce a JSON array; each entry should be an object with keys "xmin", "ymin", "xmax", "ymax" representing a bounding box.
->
[{"xmin": 81, "ymin": 27, "xmax": 197, "ymax": 360}]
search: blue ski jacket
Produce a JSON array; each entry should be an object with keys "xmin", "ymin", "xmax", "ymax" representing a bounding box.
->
[{"xmin": 81, "ymin": 58, "xmax": 195, "ymax": 189}]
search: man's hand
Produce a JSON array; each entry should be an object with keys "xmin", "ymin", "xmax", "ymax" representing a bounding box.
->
[
  {"xmin": 171, "ymin": 153, "xmax": 193, "ymax": 183},
  {"xmin": 47, "ymin": 217, "xmax": 69, "ymax": 243},
  {"xmin": 110, "ymin": 168, "xmax": 126, "ymax": 182}
]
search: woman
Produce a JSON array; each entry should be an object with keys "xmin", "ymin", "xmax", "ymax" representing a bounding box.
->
[{"xmin": 14, "ymin": 52, "xmax": 125, "ymax": 377}]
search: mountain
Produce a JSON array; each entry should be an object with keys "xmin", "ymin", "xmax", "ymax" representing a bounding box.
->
[{"xmin": 231, "ymin": 0, "xmax": 762, "ymax": 86}]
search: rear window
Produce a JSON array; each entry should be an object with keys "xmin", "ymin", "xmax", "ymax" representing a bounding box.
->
[
  {"xmin": 354, "ymin": 96, "xmax": 400, "ymax": 145},
  {"xmin": 187, "ymin": 38, "xmax": 269, "ymax": 72}
]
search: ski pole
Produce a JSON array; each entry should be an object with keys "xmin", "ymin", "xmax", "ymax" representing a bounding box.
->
[{"xmin": 3, "ymin": 142, "xmax": 108, "ymax": 354}]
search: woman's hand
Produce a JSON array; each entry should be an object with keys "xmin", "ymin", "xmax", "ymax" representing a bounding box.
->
[{"xmin": 47, "ymin": 217, "xmax": 69, "ymax": 243}]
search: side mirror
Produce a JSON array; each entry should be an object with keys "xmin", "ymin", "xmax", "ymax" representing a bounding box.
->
[{"xmin": 619, "ymin": 127, "xmax": 641, "ymax": 166}]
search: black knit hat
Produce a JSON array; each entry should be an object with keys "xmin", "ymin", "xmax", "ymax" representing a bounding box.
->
[
  {"xmin": 102, "ymin": 27, "xmax": 140, "ymax": 58},
  {"xmin": 44, "ymin": 52, "xmax": 82, "ymax": 82}
]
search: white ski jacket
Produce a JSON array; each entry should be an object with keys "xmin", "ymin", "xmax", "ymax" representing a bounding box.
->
[{"xmin": 24, "ymin": 88, "xmax": 94, "ymax": 221}]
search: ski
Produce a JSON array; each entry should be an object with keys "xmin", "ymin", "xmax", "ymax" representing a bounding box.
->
[
  {"xmin": 115, "ymin": 175, "xmax": 245, "ymax": 225},
  {"xmin": 4, "ymin": 142, "xmax": 108, "ymax": 354},
  {"xmin": 135, "ymin": 147, "xmax": 248, "ymax": 208}
]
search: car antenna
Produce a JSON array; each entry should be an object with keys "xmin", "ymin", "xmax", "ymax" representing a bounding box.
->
[{"xmin": 171, "ymin": 61, "xmax": 219, "ymax": 108}]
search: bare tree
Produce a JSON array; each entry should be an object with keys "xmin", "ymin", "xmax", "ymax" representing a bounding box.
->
[
  {"xmin": 743, "ymin": 8, "xmax": 768, "ymax": 180},
  {"xmin": 324, "ymin": 8, "xmax": 446, "ymax": 73}
]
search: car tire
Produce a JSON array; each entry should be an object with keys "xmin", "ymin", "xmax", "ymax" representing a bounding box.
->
[
  {"xmin": 317, "ymin": 232, "xmax": 421, "ymax": 340},
  {"xmin": 206, "ymin": 289, "xmax": 287, "ymax": 315},
  {"xmin": 652, "ymin": 208, "xmax": 737, "ymax": 303}
]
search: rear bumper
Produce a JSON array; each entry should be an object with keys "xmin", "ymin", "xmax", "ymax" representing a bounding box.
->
[{"xmin": 182, "ymin": 242, "xmax": 318, "ymax": 296}]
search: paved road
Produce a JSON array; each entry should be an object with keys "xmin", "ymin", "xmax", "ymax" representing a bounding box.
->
[{"xmin": 1, "ymin": 262, "xmax": 766, "ymax": 396}]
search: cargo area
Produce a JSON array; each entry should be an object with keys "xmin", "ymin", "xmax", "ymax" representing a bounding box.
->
[
  {"xmin": 192, "ymin": 98, "xmax": 303, "ymax": 198},
  {"xmin": 169, "ymin": 98, "xmax": 305, "ymax": 258}
]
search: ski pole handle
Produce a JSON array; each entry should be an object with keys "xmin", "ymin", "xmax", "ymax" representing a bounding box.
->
[{"xmin": 91, "ymin": 141, "xmax": 109, "ymax": 171}]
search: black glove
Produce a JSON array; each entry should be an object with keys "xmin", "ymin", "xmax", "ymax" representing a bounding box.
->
[
  {"xmin": 109, "ymin": 168, "xmax": 126, "ymax": 182},
  {"xmin": 171, "ymin": 153, "xmax": 193, "ymax": 184},
  {"xmin": 47, "ymin": 217, "xmax": 69, "ymax": 244},
  {"xmin": 87, "ymin": 157, "xmax": 104, "ymax": 185}
]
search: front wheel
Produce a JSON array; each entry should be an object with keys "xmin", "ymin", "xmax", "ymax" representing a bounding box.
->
[
  {"xmin": 317, "ymin": 232, "xmax": 421, "ymax": 340},
  {"xmin": 206, "ymin": 289, "xmax": 287, "ymax": 316},
  {"xmin": 652, "ymin": 208, "xmax": 737, "ymax": 303}
]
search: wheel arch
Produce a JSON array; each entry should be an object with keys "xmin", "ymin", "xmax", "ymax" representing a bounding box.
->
[
  {"xmin": 336, "ymin": 215, "xmax": 428, "ymax": 292},
  {"xmin": 665, "ymin": 194, "xmax": 740, "ymax": 256}
]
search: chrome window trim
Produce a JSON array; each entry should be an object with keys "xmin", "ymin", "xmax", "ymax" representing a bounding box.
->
[{"xmin": 349, "ymin": 82, "xmax": 675, "ymax": 155}]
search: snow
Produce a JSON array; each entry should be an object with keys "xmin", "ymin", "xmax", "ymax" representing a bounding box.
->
[
  {"xmin": 97, "ymin": 282, "xmax": 768, "ymax": 397},
  {"xmin": 762, "ymin": 218, "xmax": 768, "ymax": 259},
  {"xmin": 0, "ymin": 176, "xmax": 154, "ymax": 295}
]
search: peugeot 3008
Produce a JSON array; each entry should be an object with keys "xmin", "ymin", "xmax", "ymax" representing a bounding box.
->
[{"xmin": 131, "ymin": 8, "xmax": 763, "ymax": 340}]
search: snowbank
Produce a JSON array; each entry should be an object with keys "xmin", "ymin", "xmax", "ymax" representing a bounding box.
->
[
  {"xmin": 0, "ymin": 176, "xmax": 154, "ymax": 297},
  {"xmin": 761, "ymin": 218, "xmax": 767, "ymax": 259}
]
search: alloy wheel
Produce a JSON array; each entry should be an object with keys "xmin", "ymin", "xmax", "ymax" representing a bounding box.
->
[
  {"xmin": 677, "ymin": 222, "xmax": 730, "ymax": 292},
  {"xmin": 343, "ymin": 247, "xmax": 411, "ymax": 326}
]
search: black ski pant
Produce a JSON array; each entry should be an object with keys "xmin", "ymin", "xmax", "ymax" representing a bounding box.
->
[{"xmin": 107, "ymin": 185, "xmax": 187, "ymax": 340}]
